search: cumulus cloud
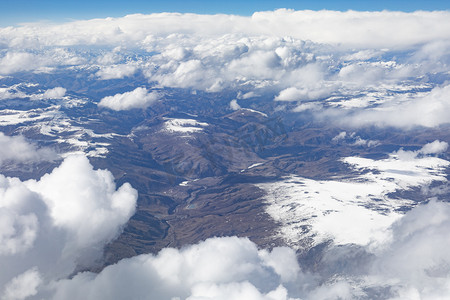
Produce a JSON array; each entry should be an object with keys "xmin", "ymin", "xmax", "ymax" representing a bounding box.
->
[
  {"xmin": 96, "ymin": 64, "xmax": 137, "ymax": 80},
  {"xmin": 2, "ymin": 268, "xmax": 41, "ymax": 300},
  {"xmin": 419, "ymin": 140, "xmax": 448, "ymax": 155},
  {"xmin": 98, "ymin": 87, "xmax": 159, "ymax": 110},
  {"xmin": 304, "ymin": 200, "xmax": 450, "ymax": 299},
  {"xmin": 275, "ymin": 87, "xmax": 305, "ymax": 101},
  {"xmin": 0, "ymin": 177, "xmax": 40, "ymax": 256},
  {"xmin": 0, "ymin": 52, "xmax": 46, "ymax": 75},
  {"xmin": 332, "ymin": 131, "xmax": 347, "ymax": 142},
  {"xmin": 331, "ymin": 131, "xmax": 380, "ymax": 147},
  {"xmin": 26, "ymin": 155, "xmax": 137, "ymax": 252},
  {"xmin": 0, "ymin": 87, "xmax": 25, "ymax": 100},
  {"xmin": 230, "ymin": 99, "xmax": 241, "ymax": 110},
  {"xmin": 291, "ymin": 102, "xmax": 323, "ymax": 112},
  {"xmin": 41, "ymin": 87, "xmax": 66, "ymax": 99},
  {"xmin": 394, "ymin": 140, "xmax": 448, "ymax": 160},
  {"xmin": 0, "ymin": 132, "xmax": 57, "ymax": 164},
  {"xmin": 49, "ymin": 236, "xmax": 303, "ymax": 300},
  {"xmin": 0, "ymin": 48, "xmax": 87, "ymax": 75},
  {"xmin": 151, "ymin": 59, "xmax": 220, "ymax": 91},
  {"xmin": 237, "ymin": 91, "xmax": 259, "ymax": 100},
  {"xmin": 0, "ymin": 155, "xmax": 137, "ymax": 299},
  {"xmin": 370, "ymin": 200, "xmax": 450, "ymax": 298},
  {"xmin": 29, "ymin": 87, "xmax": 66, "ymax": 100}
]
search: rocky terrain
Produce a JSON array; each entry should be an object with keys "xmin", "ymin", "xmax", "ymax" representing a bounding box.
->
[{"xmin": 2, "ymin": 72, "xmax": 449, "ymax": 275}]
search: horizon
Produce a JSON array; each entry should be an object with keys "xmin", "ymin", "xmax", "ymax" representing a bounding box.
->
[{"xmin": 1, "ymin": 0, "xmax": 449, "ymax": 26}]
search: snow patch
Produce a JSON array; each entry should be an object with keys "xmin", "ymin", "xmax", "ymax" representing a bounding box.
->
[
  {"xmin": 259, "ymin": 152, "xmax": 450, "ymax": 250},
  {"xmin": 240, "ymin": 108, "xmax": 268, "ymax": 118},
  {"xmin": 163, "ymin": 118, "xmax": 209, "ymax": 134}
]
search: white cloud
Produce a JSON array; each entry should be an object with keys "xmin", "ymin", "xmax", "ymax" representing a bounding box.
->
[
  {"xmin": 0, "ymin": 178, "xmax": 40, "ymax": 255},
  {"xmin": 419, "ymin": 140, "xmax": 448, "ymax": 155},
  {"xmin": 96, "ymin": 64, "xmax": 137, "ymax": 80},
  {"xmin": 96, "ymin": 47, "xmax": 123, "ymax": 65},
  {"xmin": 98, "ymin": 87, "xmax": 159, "ymax": 111},
  {"xmin": 0, "ymin": 52, "xmax": 45, "ymax": 75},
  {"xmin": 42, "ymin": 87, "xmax": 66, "ymax": 99},
  {"xmin": 187, "ymin": 282, "xmax": 294, "ymax": 300},
  {"xmin": 275, "ymin": 87, "xmax": 304, "ymax": 101},
  {"xmin": 2, "ymin": 268, "xmax": 41, "ymax": 300},
  {"xmin": 49, "ymin": 236, "xmax": 302, "ymax": 300},
  {"xmin": 237, "ymin": 91, "xmax": 259, "ymax": 99},
  {"xmin": 306, "ymin": 281, "xmax": 355, "ymax": 300},
  {"xmin": 0, "ymin": 155, "xmax": 137, "ymax": 298},
  {"xmin": 342, "ymin": 49, "xmax": 383, "ymax": 61},
  {"xmin": 275, "ymin": 85, "xmax": 333, "ymax": 102},
  {"xmin": 332, "ymin": 131, "xmax": 347, "ymax": 142},
  {"xmin": 337, "ymin": 61, "xmax": 406, "ymax": 86},
  {"xmin": 162, "ymin": 47, "xmax": 192, "ymax": 60},
  {"xmin": 230, "ymin": 99, "xmax": 241, "ymax": 110},
  {"xmin": 331, "ymin": 132, "xmax": 379, "ymax": 147},
  {"xmin": 370, "ymin": 200, "xmax": 450, "ymax": 299},
  {"xmin": 0, "ymin": 11, "xmax": 446, "ymax": 103},
  {"xmin": 26, "ymin": 155, "xmax": 137, "ymax": 252},
  {"xmin": 394, "ymin": 140, "xmax": 448, "ymax": 161},
  {"xmin": 291, "ymin": 102, "xmax": 323, "ymax": 112},
  {"xmin": 0, "ymin": 11, "xmax": 447, "ymax": 124},
  {"xmin": 0, "ymin": 88, "xmax": 21, "ymax": 100},
  {"xmin": 1, "ymin": 10, "xmax": 449, "ymax": 50},
  {"xmin": 352, "ymin": 137, "xmax": 380, "ymax": 147},
  {"xmin": 250, "ymin": 9, "xmax": 450, "ymax": 49},
  {"xmin": 29, "ymin": 87, "xmax": 66, "ymax": 100},
  {"xmin": 152, "ymin": 59, "xmax": 219, "ymax": 91},
  {"xmin": 0, "ymin": 132, "xmax": 57, "ymax": 164}
]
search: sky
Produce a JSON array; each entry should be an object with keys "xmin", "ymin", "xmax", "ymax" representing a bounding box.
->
[{"xmin": 1, "ymin": 0, "xmax": 449, "ymax": 26}]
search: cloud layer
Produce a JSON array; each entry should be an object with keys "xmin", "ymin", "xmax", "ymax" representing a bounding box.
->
[
  {"xmin": 1, "ymin": 10, "xmax": 449, "ymax": 49},
  {"xmin": 0, "ymin": 10, "xmax": 449, "ymax": 127}
]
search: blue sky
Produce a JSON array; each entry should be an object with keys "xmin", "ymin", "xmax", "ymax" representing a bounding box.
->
[{"xmin": 1, "ymin": 0, "xmax": 449, "ymax": 26}]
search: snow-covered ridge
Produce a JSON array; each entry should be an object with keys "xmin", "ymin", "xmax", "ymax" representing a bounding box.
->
[
  {"xmin": 163, "ymin": 118, "xmax": 209, "ymax": 134},
  {"xmin": 240, "ymin": 108, "xmax": 268, "ymax": 118},
  {"xmin": 259, "ymin": 147, "xmax": 450, "ymax": 250},
  {"xmin": 326, "ymin": 83, "xmax": 432, "ymax": 110},
  {"xmin": 0, "ymin": 106, "xmax": 118, "ymax": 158},
  {"xmin": 0, "ymin": 106, "xmax": 61, "ymax": 126}
]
